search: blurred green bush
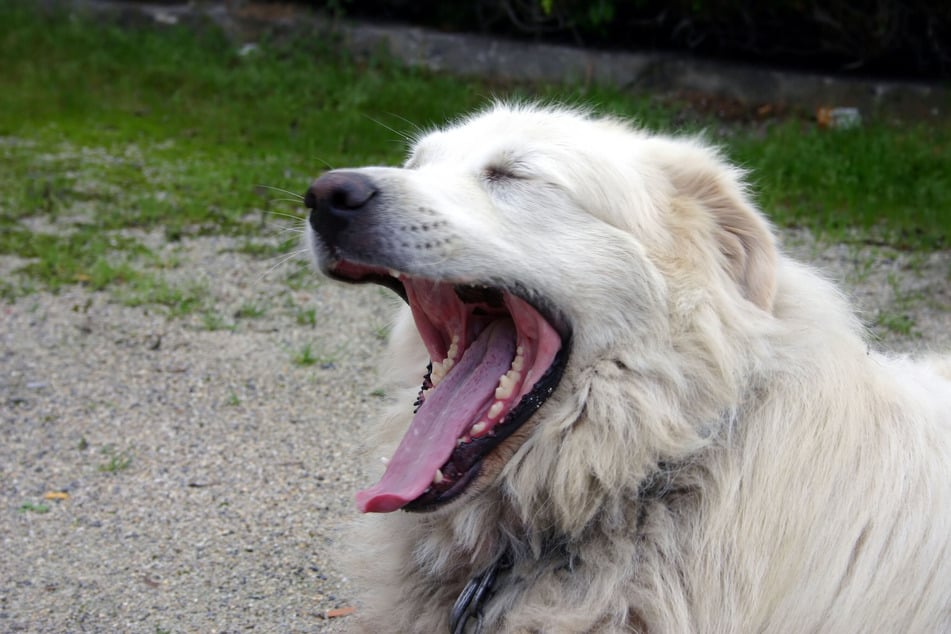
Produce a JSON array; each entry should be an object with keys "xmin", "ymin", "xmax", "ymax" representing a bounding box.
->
[{"xmin": 304, "ymin": 0, "xmax": 950, "ymax": 78}]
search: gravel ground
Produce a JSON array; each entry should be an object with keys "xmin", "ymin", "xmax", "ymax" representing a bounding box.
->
[{"xmin": 1, "ymin": 229, "xmax": 949, "ymax": 633}]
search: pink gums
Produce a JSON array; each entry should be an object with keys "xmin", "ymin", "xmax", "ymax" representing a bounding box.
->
[{"xmin": 355, "ymin": 283, "xmax": 561, "ymax": 513}]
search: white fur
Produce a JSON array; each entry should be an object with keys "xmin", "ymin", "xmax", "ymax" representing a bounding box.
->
[{"xmin": 321, "ymin": 103, "xmax": 951, "ymax": 632}]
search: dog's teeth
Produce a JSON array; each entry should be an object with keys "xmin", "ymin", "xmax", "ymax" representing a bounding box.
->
[
  {"xmin": 432, "ymin": 468, "xmax": 444, "ymax": 485},
  {"xmin": 380, "ymin": 456, "xmax": 389, "ymax": 465},
  {"xmin": 511, "ymin": 353, "xmax": 524, "ymax": 373},
  {"xmin": 447, "ymin": 335, "xmax": 460, "ymax": 361},
  {"xmin": 495, "ymin": 370, "xmax": 520, "ymax": 400},
  {"xmin": 388, "ymin": 269, "xmax": 400, "ymax": 278},
  {"xmin": 431, "ymin": 361, "xmax": 447, "ymax": 386},
  {"xmin": 457, "ymin": 434, "xmax": 471, "ymax": 445},
  {"xmin": 429, "ymin": 347, "xmax": 459, "ymax": 388},
  {"xmin": 487, "ymin": 400, "xmax": 504, "ymax": 421},
  {"xmin": 428, "ymin": 336, "xmax": 463, "ymax": 388},
  {"xmin": 470, "ymin": 421, "xmax": 488, "ymax": 437}
]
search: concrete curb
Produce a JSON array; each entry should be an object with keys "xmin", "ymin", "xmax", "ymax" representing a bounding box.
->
[{"xmin": 77, "ymin": 0, "xmax": 949, "ymax": 120}]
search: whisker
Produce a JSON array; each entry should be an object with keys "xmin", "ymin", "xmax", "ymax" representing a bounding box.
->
[
  {"xmin": 384, "ymin": 112, "xmax": 423, "ymax": 138},
  {"xmin": 267, "ymin": 197, "xmax": 307, "ymax": 207},
  {"xmin": 256, "ymin": 249, "xmax": 309, "ymax": 283},
  {"xmin": 264, "ymin": 209, "xmax": 306, "ymax": 222},
  {"xmin": 257, "ymin": 184, "xmax": 305, "ymax": 200},
  {"xmin": 313, "ymin": 156, "xmax": 336, "ymax": 171},
  {"xmin": 365, "ymin": 114, "xmax": 413, "ymax": 143},
  {"xmin": 262, "ymin": 222, "xmax": 305, "ymax": 236}
]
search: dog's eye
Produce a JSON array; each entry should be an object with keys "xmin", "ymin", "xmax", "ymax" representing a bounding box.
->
[{"xmin": 484, "ymin": 165, "xmax": 520, "ymax": 182}]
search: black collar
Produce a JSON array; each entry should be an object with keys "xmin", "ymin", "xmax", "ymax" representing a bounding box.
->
[
  {"xmin": 448, "ymin": 463, "xmax": 684, "ymax": 633},
  {"xmin": 449, "ymin": 551, "xmax": 512, "ymax": 634}
]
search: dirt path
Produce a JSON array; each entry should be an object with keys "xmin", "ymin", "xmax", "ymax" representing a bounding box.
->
[{"xmin": 1, "ymin": 231, "xmax": 948, "ymax": 632}]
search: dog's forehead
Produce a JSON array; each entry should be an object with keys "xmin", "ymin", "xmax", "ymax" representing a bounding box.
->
[{"xmin": 409, "ymin": 106, "xmax": 603, "ymax": 169}]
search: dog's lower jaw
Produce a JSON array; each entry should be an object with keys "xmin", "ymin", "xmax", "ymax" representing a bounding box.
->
[{"xmin": 408, "ymin": 413, "xmax": 545, "ymax": 518}]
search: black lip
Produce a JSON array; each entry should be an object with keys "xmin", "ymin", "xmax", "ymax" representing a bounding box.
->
[
  {"xmin": 402, "ymin": 335, "xmax": 571, "ymax": 512},
  {"xmin": 326, "ymin": 267, "xmax": 407, "ymax": 301}
]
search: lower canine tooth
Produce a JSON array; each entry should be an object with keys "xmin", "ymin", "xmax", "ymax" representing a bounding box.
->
[{"xmin": 433, "ymin": 468, "xmax": 444, "ymax": 485}]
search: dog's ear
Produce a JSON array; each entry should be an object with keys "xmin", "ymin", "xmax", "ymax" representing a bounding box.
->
[{"xmin": 661, "ymin": 145, "xmax": 778, "ymax": 312}]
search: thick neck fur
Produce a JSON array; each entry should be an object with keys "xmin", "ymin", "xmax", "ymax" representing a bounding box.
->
[{"xmin": 346, "ymin": 255, "xmax": 951, "ymax": 633}]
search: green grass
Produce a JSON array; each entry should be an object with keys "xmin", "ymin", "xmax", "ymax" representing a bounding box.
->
[
  {"xmin": 292, "ymin": 344, "xmax": 319, "ymax": 367},
  {"xmin": 201, "ymin": 310, "xmax": 234, "ymax": 332},
  {"xmin": 234, "ymin": 301, "xmax": 266, "ymax": 319},
  {"xmin": 292, "ymin": 342, "xmax": 338, "ymax": 368},
  {"xmin": 871, "ymin": 270, "xmax": 925, "ymax": 337},
  {"xmin": 876, "ymin": 311, "xmax": 917, "ymax": 337},
  {"xmin": 119, "ymin": 276, "xmax": 208, "ymax": 317},
  {"xmin": 97, "ymin": 445, "xmax": 133, "ymax": 473},
  {"xmin": 295, "ymin": 307, "xmax": 318, "ymax": 327},
  {"xmin": 0, "ymin": 2, "xmax": 946, "ymax": 307},
  {"xmin": 730, "ymin": 123, "xmax": 951, "ymax": 247},
  {"xmin": 19, "ymin": 501, "xmax": 51, "ymax": 514}
]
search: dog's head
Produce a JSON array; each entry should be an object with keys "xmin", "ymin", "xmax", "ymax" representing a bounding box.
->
[{"xmin": 304, "ymin": 103, "xmax": 777, "ymax": 522}]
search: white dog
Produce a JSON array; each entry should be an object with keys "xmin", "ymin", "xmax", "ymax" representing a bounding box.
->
[{"xmin": 304, "ymin": 103, "xmax": 951, "ymax": 632}]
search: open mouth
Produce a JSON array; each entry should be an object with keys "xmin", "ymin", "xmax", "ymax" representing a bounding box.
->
[{"xmin": 326, "ymin": 261, "xmax": 570, "ymax": 513}]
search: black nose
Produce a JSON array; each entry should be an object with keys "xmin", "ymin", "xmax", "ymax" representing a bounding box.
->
[{"xmin": 304, "ymin": 171, "xmax": 378, "ymax": 244}]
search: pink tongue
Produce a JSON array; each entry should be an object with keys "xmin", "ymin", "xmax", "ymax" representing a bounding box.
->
[{"xmin": 356, "ymin": 320, "xmax": 517, "ymax": 513}]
